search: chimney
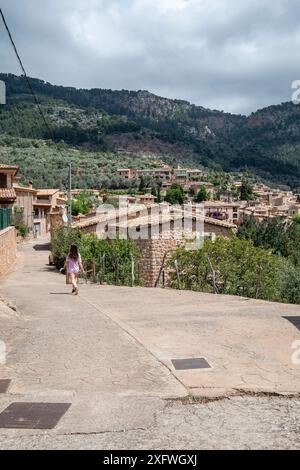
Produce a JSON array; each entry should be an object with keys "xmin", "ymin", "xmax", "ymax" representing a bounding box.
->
[{"xmin": 28, "ymin": 181, "xmax": 33, "ymax": 189}]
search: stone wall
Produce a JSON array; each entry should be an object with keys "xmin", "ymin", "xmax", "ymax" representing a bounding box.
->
[
  {"xmin": 0, "ymin": 227, "xmax": 17, "ymax": 278},
  {"xmin": 203, "ymin": 221, "xmax": 232, "ymax": 238},
  {"xmin": 136, "ymin": 236, "xmax": 185, "ymax": 287},
  {"xmin": 135, "ymin": 223, "xmax": 233, "ymax": 287},
  {"xmin": 14, "ymin": 189, "xmax": 35, "ymax": 232},
  {"xmin": 50, "ymin": 207, "xmax": 234, "ymax": 287}
]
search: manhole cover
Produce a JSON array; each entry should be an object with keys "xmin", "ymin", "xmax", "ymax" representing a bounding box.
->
[
  {"xmin": 0, "ymin": 380, "xmax": 11, "ymax": 393},
  {"xmin": 283, "ymin": 317, "xmax": 300, "ymax": 331},
  {"xmin": 171, "ymin": 358, "xmax": 211, "ymax": 370},
  {"xmin": 0, "ymin": 402, "xmax": 71, "ymax": 429}
]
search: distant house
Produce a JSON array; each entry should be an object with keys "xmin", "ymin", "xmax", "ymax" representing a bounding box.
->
[
  {"xmin": 0, "ymin": 164, "xmax": 62, "ymax": 237},
  {"xmin": 136, "ymin": 167, "xmax": 172, "ymax": 182},
  {"xmin": 138, "ymin": 194, "xmax": 157, "ymax": 206},
  {"xmin": 0, "ymin": 164, "xmax": 37, "ymax": 232},
  {"xmin": 36, "ymin": 189, "xmax": 59, "ymax": 208},
  {"xmin": 0, "ymin": 164, "xmax": 18, "ymax": 209},
  {"xmin": 187, "ymin": 182, "xmax": 215, "ymax": 198},
  {"xmin": 203, "ymin": 201, "xmax": 241, "ymax": 224},
  {"xmin": 33, "ymin": 189, "xmax": 59, "ymax": 237},
  {"xmin": 14, "ymin": 183, "xmax": 37, "ymax": 232},
  {"xmin": 117, "ymin": 169, "xmax": 138, "ymax": 179}
]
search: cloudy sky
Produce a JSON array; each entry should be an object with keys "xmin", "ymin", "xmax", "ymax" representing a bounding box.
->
[{"xmin": 0, "ymin": 0, "xmax": 299, "ymax": 115}]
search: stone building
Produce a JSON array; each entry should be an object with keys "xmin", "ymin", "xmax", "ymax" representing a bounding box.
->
[
  {"xmin": 14, "ymin": 183, "xmax": 37, "ymax": 232},
  {"xmin": 203, "ymin": 201, "xmax": 241, "ymax": 224},
  {"xmin": 0, "ymin": 164, "xmax": 19, "ymax": 209},
  {"xmin": 58, "ymin": 203, "xmax": 236, "ymax": 287},
  {"xmin": 33, "ymin": 189, "xmax": 59, "ymax": 237},
  {"xmin": 106, "ymin": 211, "xmax": 235, "ymax": 287}
]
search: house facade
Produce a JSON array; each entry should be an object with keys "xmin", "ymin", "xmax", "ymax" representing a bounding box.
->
[
  {"xmin": 33, "ymin": 189, "xmax": 60, "ymax": 237},
  {"xmin": 0, "ymin": 164, "xmax": 18, "ymax": 210}
]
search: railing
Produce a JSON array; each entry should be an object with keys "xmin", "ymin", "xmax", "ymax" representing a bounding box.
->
[{"xmin": 0, "ymin": 208, "xmax": 12, "ymax": 231}]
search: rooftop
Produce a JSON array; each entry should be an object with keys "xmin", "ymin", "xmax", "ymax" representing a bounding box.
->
[
  {"xmin": 203, "ymin": 201, "xmax": 241, "ymax": 207},
  {"xmin": 0, "ymin": 188, "xmax": 16, "ymax": 200},
  {"xmin": 14, "ymin": 184, "xmax": 37, "ymax": 194},
  {"xmin": 33, "ymin": 202, "xmax": 52, "ymax": 208},
  {"xmin": 0, "ymin": 164, "xmax": 19, "ymax": 171},
  {"xmin": 37, "ymin": 189, "xmax": 59, "ymax": 196}
]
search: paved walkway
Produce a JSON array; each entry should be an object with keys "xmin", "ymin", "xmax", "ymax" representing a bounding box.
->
[{"xmin": 0, "ymin": 239, "xmax": 300, "ymax": 449}]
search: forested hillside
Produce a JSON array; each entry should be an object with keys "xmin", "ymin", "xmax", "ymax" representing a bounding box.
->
[{"xmin": 1, "ymin": 73, "xmax": 300, "ymax": 189}]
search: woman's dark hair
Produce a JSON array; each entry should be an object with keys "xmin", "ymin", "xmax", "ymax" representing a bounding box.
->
[{"xmin": 69, "ymin": 243, "xmax": 79, "ymax": 261}]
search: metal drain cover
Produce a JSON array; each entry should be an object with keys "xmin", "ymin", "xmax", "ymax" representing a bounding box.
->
[
  {"xmin": 172, "ymin": 358, "xmax": 211, "ymax": 370},
  {"xmin": 0, "ymin": 380, "xmax": 11, "ymax": 393},
  {"xmin": 0, "ymin": 402, "xmax": 71, "ymax": 429},
  {"xmin": 284, "ymin": 317, "xmax": 300, "ymax": 331}
]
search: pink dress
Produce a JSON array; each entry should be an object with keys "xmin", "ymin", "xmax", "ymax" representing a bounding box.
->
[{"xmin": 66, "ymin": 254, "xmax": 82, "ymax": 274}]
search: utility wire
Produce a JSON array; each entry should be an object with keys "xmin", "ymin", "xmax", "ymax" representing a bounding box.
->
[
  {"xmin": 0, "ymin": 7, "xmax": 69, "ymax": 164},
  {"xmin": 0, "ymin": 7, "xmax": 73, "ymax": 226}
]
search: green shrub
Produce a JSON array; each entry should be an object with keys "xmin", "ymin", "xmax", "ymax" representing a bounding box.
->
[
  {"xmin": 51, "ymin": 226, "xmax": 140, "ymax": 286},
  {"xmin": 72, "ymin": 191, "xmax": 99, "ymax": 216},
  {"xmin": 12, "ymin": 206, "xmax": 30, "ymax": 238},
  {"xmin": 167, "ymin": 236, "xmax": 291, "ymax": 303},
  {"xmin": 165, "ymin": 183, "xmax": 186, "ymax": 205}
]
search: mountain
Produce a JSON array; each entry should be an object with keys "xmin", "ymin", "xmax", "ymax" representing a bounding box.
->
[{"xmin": 1, "ymin": 73, "xmax": 300, "ymax": 190}]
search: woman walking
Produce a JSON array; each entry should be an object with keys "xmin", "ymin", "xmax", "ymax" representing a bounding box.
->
[{"xmin": 66, "ymin": 244, "xmax": 84, "ymax": 295}]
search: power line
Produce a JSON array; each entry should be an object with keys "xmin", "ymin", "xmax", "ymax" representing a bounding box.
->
[
  {"xmin": 0, "ymin": 8, "xmax": 54, "ymax": 142},
  {"xmin": 0, "ymin": 7, "xmax": 72, "ymax": 226},
  {"xmin": 0, "ymin": 7, "xmax": 69, "ymax": 164}
]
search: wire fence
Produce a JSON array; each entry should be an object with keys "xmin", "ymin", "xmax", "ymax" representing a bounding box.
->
[{"xmin": 78, "ymin": 254, "xmax": 143, "ymax": 287}]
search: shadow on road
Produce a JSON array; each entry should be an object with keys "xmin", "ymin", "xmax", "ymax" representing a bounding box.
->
[
  {"xmin": 33, "ymin": 242, "xmax": 51, "ymax": 251},
  {"xmin": 50, "ymin": 292, "xmax": 73, "ymax": 296},
  {"xmin": 40, "ymin": 266, "xmax": 58, "ymax": 272}
]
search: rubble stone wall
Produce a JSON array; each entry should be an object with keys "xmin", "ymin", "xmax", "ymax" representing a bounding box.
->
[{"xmin": 0, "ymin": 227, "xmax": 17, "ymax": 278}]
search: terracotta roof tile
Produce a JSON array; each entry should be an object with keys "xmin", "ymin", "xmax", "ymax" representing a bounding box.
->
[
  {"xmin": 14, "ymin": 185, "xmax": 37, "ymax": 194},
  {"xmin": 0, "ymin": 164, "xmax": 19, "ymax": 172},
  {"xmin": 0, "ymin": 188, "xmax": 16, "ymax": 200},
  {"xmin": 37, "ymin": 189, "xmax": 59, "ymax": 196}
]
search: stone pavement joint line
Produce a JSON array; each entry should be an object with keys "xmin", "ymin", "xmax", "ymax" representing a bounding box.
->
[
  {"xmin": 80, "ymin": 293, "xmax": 189, "ymax": 395},
  {"xmin": 0, "ymin": 238, "xmax": 300, "ymax": 448}
]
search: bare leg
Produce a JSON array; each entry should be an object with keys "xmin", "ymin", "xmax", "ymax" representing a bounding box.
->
[
  {"xmin": 75, "ymin": 274, "xmax": 79, "ymax": 292},
  {"xmin": 70, "ymin": 273, "xmax": 78, "ymax": 294}
]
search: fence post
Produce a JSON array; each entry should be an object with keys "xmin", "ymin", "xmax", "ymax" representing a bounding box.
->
[
  {"xmin": 130, "ymin": 254, "xmax": 135, "ymax": 288},
  {"xmin": 174, "ymin": 259, "xmax": 181, "ymax": 290},
  {"xmin": 206, "ymin": 254, "xmax": 219, "ymax": 294},
  {"xmin": 255, "ymin": 261, "xmax": 264, "ymax": 299},
  {"xmin": 155, "ymin": 253, "xmax": 167, "ymax": 288},
  {"xmin": 115, "ymin": 257, "xmax": 119, "ymax": 284}
]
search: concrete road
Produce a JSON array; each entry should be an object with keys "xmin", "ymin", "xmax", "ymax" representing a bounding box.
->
[{"xmin": 0, "ymin": 239, "xmax": 300, "ymax": 449}]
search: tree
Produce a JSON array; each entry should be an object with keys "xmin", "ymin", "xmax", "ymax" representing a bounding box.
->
[
  {"xmin": 138, "ymin": 176, "xmax": 146, "ymax": 193},
  {"xmin": 168, "ymin": 237, "xmax": 285, "ymax": 303},
  {"xmin": 157, "ymin": 184, "xmax": 161, "ymax": 203},
  {"xmin": 188, "ymin": 186, "xmax": 196, "ymax": 198},
  {"xmin": 194, "ymin": 186, "xmax": 210, "ymax": 202},
  {"xmin": 72, "ymin": 191, "xmax": 98, "ymax": 216},
  {"xmin": 151, "ymin": 185, "xmax": 157, "ymax": 198},
  {"xmin": 240, "ymin": 179, "xmax": 255, "ymax": 201},
  {"xmin": 165, "ymin": 183, "xmax": 185, "ymax": 205},
  {"xmin": 237, "ymin": 215, "xmax": 300, "ymax": 267}
]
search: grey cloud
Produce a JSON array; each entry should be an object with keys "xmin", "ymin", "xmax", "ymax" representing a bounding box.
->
[{"xmin": 0, "ymin": 0, "xmax": 299, "ymax": 114}]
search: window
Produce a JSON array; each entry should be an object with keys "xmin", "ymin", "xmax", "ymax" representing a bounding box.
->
[{"xmin": 0, "ymin": 174, "xmax": 7, "ymax": 188}]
